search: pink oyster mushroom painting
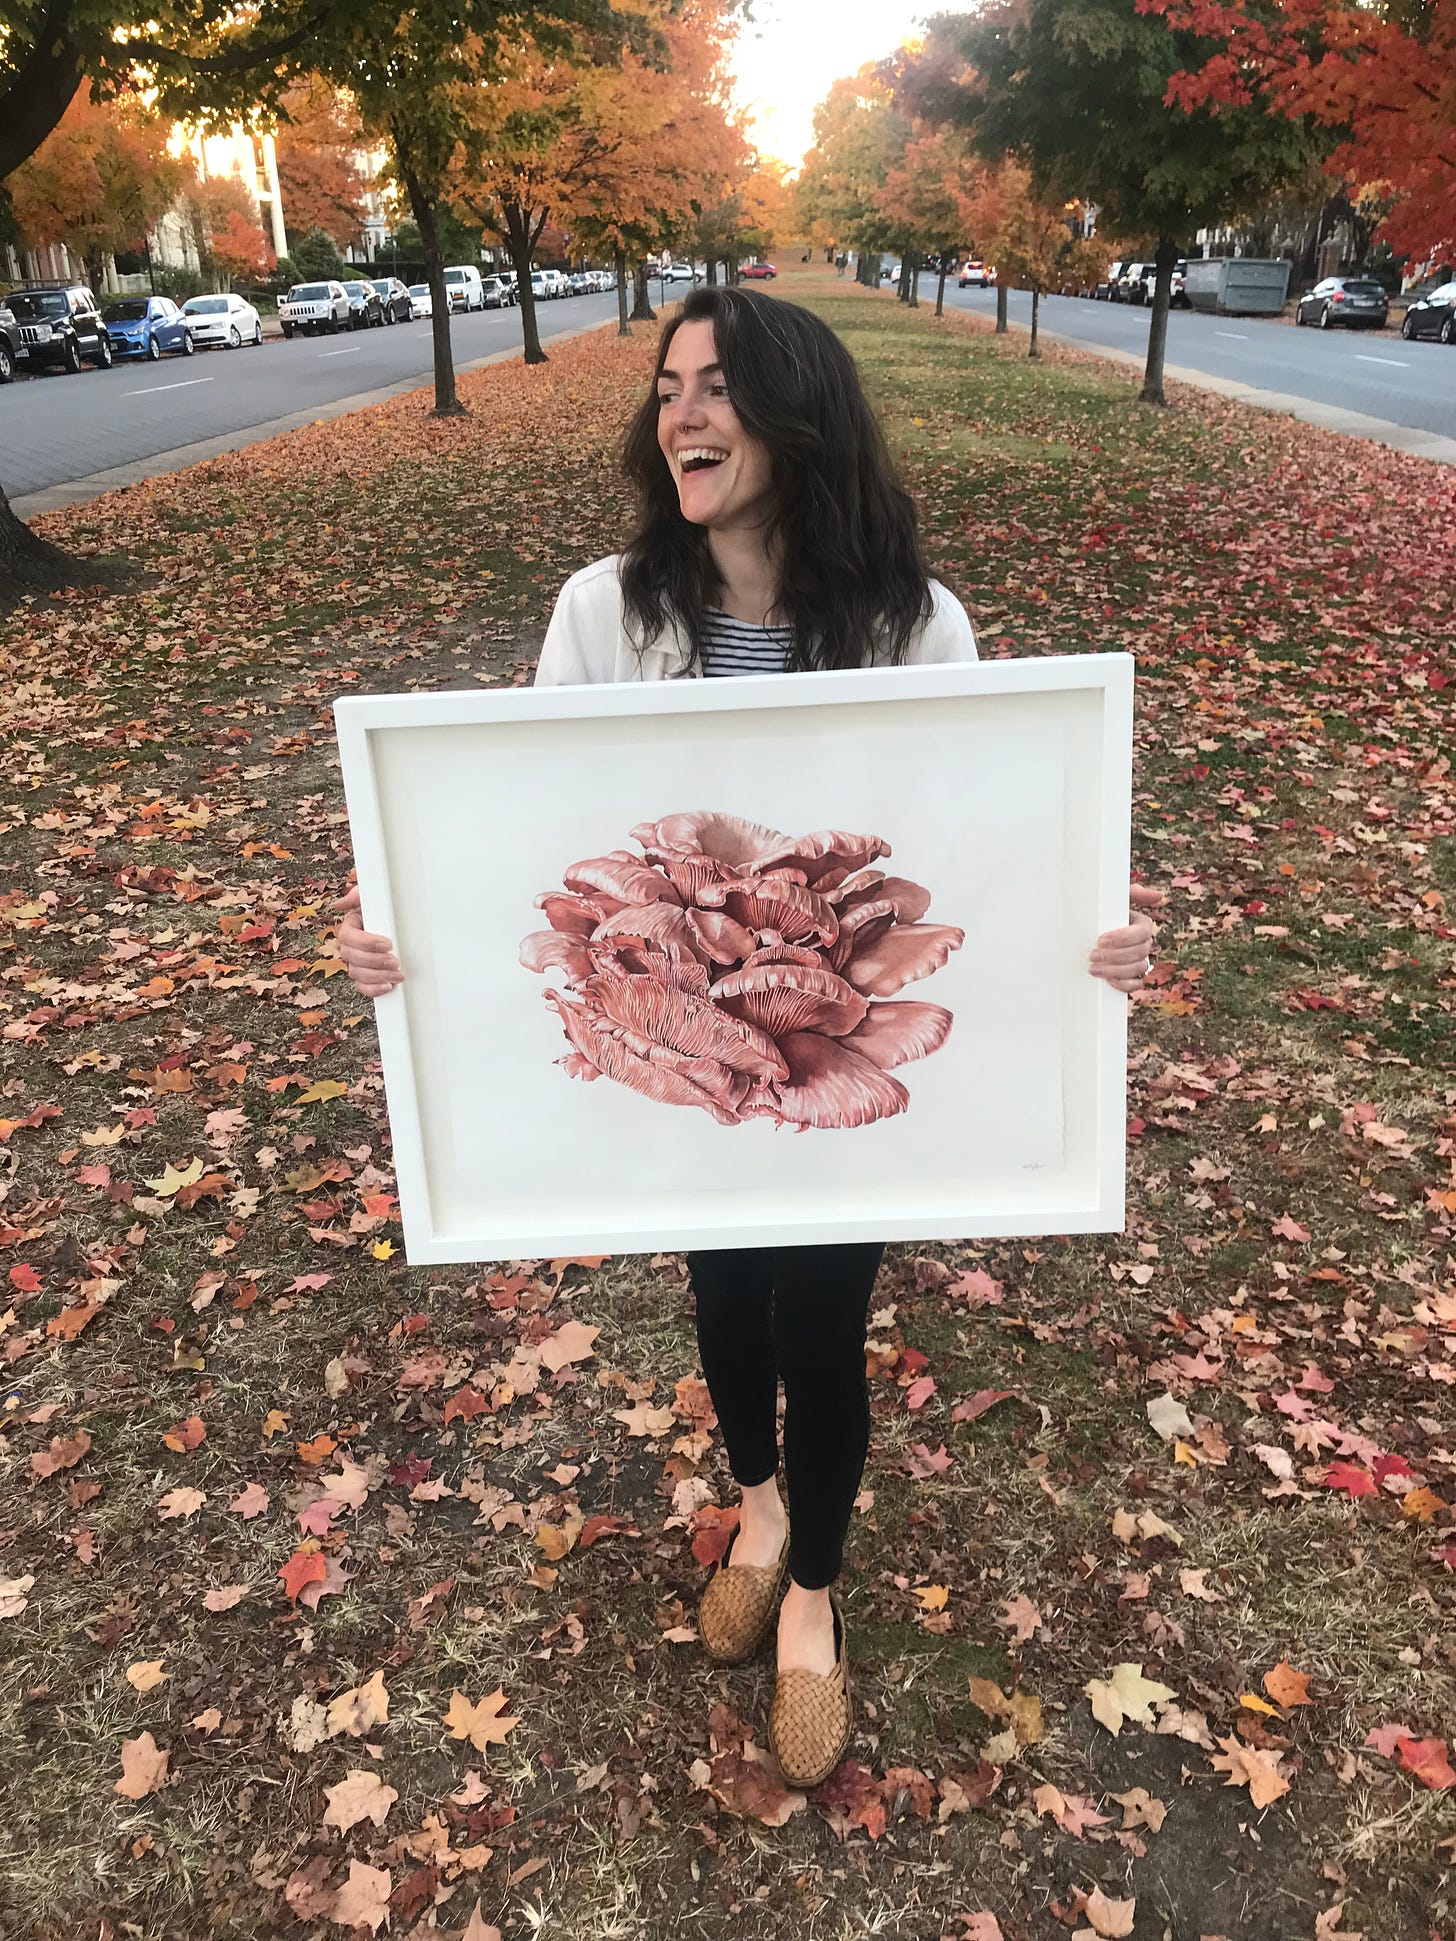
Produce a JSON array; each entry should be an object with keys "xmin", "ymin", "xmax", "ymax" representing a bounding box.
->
[{"xmin": 519, "ymin": 812, "xmax": 965, "ymax": 1131}]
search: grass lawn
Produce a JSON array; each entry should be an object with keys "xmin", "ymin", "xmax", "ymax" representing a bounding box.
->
[{"xmin": 1, "ymin": 268, "xmax": 1453, "ymax": 1941}]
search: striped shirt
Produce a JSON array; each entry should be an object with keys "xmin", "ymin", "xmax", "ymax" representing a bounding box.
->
[{"xmin": 699, "ymin": 609, "xmax": 794, "ymax": 678}]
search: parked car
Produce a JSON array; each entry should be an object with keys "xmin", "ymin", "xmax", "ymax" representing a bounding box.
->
[
  {"xmin": 478, "ymin": 275, "xmax": 510, "ymax": 308},
  {"xmin": 102, "ymin": 294, "xmax": 193, "ymax": 360},
  {"xmin": 366, "ymin": 276, "xmax": 413, "ymax": 324},
  {"xmin": 278, "ymin": 281, "xmax": 350, "ymax": 337},
  {"xmin": 182, "ymin": 291, "xmax": 263, "ymax": 349},
  {"xmin": 0, "ymin": 300, "xmax": 16, "ymax": 383},
  {"xmin": 1400, "ymin": 278, "xmax": 1456, "ymax": 342},
  {"xmin": 407, "ymin": 283, "xmax": 433, "ymax": 319},
  {"xmin": 661, "ymin": 262, "xmax": 698, "ymax": 283},
  {"xmin": 340, "ymin": 280, "xmax": 385, "ymax": 328},
  {"xmin": 443, "ymin": 264, "xmax": 486, "ymax": 312},
  {"xmin": 545, "ymin": 269, "xmax": 570, "ymax": 298},
  {"xmin": 6, "ymin": 285, "xmax": 113, "ymax": 371},
  {"xmin": 1112, "ymin": 261, "xmax": 1158, "ymax": 303},
  {"xmin": 741, "ymin": 261, "xmax": 777, "ymax": 279},
  {"xmin": 958, "ymin": 259, "xmax": 993, "ymax": 287},
  {"xmin": 1094, "ymin": 259, "xmax": 1131, "ymax": 300},
  {"xmin": 1294, "ymin": 275, "xmax": 1389, "ymax": 330}
]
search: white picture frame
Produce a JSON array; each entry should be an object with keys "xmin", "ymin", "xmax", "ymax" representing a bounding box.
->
[{"xmin": 334, "ymin": 655, "xmax": 1134, "ymax": 1264}]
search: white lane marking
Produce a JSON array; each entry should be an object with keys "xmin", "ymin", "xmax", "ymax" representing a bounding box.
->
[
  {"xmin": 122, "ymin": 376, "xmax": 215, "ymax": 396},
  {"xmin": 319, "ymin": 346, "xmax": 362, "ymax": 358},
  {"xmin": 1354, "ymin": 354, "xmax": 1410, "ymax": 367},
  {"xmin": 1215, "ymin": 331, "xmax": 1248, "ymax": 339}
]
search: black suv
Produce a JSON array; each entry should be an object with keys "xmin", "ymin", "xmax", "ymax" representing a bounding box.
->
[
  {"xmin": 366, "ymin": 276, "xmax": 413, "ymax": 323},
  {"xmin": 341, "ymin": 279, "xmax": 385, "ymax": 329},
  {"xmin": 6, "ymin": 285, "xmax": 114, "ymax": 373}
]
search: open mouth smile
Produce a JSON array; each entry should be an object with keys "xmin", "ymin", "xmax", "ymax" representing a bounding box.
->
[{"xmin": 678, "ymin": 447, "xmax": 731, "ymax": 473}]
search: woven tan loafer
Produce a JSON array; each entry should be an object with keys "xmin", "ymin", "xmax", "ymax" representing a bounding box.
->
[
  {"xmin": 769, "ymin": 1590, "xmax": 852, "ymax": 1790},
  {"xmin": 699, "ymin": 1521, "xmax": 790, "ymax": 1665}
]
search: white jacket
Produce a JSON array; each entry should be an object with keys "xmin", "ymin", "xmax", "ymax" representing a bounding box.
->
[{"xmin": 534, "ymin": 553, "xmax": 978, "ymax": 685}]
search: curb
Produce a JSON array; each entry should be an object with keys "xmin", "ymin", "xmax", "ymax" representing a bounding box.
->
[
  {"xmin": 15, "ymin": 317, "xmax": 614, "ymax": 520},
  {"xmin": 989, "ymin": 313, "xmax": 1456, "ymax": 466}
]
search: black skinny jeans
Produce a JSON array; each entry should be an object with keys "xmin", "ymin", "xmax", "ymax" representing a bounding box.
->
[{"xmin": 686, "ymin": 1242, "xmax": 885, "ymax": 1591}]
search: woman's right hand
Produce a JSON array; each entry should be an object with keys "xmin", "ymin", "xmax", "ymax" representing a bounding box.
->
[{"xmin": 334, "ymin": 883, "xmax": 403, "ymax": 997}]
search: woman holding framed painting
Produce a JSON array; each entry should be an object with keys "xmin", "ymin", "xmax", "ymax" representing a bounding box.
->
[{"xmin": 337, "ymin": 287, "xmax": 1158, "ymax": 1789}]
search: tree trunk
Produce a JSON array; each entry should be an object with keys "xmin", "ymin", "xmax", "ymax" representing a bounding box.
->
[
  {"xmin": 910, "ymin": 253, "xmax": 920, "ymax": 308},
  {"xmin": 935, "ymin": 264, "xmax": 947, "ymax": 318},
  {"xmin": 705, "ymin": 258, "xmax": 718, "ymax": 286},
  {"xmin": 1028, "ymin": 287, "xmax": 1041, "ymax": 359},
  {"xmin": 505, "ymin": 204, "xmax": 546, "ymax": 366},
  {"xmin": 615, "ymin": 250, "xmax": 631, "ymax": 336},
  {"xmin": 897, "ymin": 253, "xmax": 911, "ymax": 303},
  {"xmin": 631, "ymin": 260, "xmax": 656, "ymax": 321},
  {"xmin": 1139, "ymin": 234, "xmax": 1179, "ymax": 406},
  {"xmin": 995, "ymin": 284, "xmax": 1008, "ymax": 334},
  {"xmin": 401, "ymin": 160, "xmax": 464, "ymax": 417},
  {"xmin": 0, "ymin": 485, "xmax": 109, "ymax": 607},
  {"xmin": 858, "ymin": 252, "xmax": 880, "ymax": 288}
]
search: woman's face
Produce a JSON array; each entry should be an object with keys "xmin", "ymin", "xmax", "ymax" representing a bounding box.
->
[{"xmin": 655, "ymin": 319, "xmax": 773, "ymax": 533}]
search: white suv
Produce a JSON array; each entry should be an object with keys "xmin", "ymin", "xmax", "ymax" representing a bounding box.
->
[{"xmin": 279, "ymin": 281, "xmax": 350, "ymax": 337}]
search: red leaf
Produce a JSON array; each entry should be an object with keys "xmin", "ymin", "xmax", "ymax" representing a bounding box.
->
[
  {"xmin": 690, "ymin": 1504, "xmax": 739, "ymax": 1568},
  {"xmin": 278, "ymin": 1546, "xmax": 328, "ymax": 1601},
  {"xmin": 1397, "ymin": 1736, "xmax": 1456, "ymax": 1790},
  {"xmin": 1322, "ymin": 1462, "xmax": 1376, "ymax": 1498},
  {"xmin": 579, "ymin": 1514, "xmax": 641, "ymax": 1548},
  {"xmin": 904, "ymin": 1374, "xmax": 936, "ymax": 1410},
  {"xmin": 9, "ymin": 1264, "xmax": 42, "ymax": 1292},
  {"xmin": 952, "ymin": 1388, "xmax": 1016, "ymax": 1423}
]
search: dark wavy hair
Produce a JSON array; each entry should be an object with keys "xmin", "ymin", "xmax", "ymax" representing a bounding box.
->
[{"xmin": 619, "ymin": 287, "xmax": 933, "ymax": 671}]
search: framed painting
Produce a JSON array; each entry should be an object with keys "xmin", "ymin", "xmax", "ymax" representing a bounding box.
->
[{"xmin": 334, "ymin": 655, "xmax": 1134, "ymax": 1264}]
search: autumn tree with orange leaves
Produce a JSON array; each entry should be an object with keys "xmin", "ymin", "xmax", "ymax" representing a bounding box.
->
[
  {"xmin": 877, "ymin": 126, "xmax": 992, "ymax": 316},
  {"xmin": 1138, "ymin": 0, "xmax": 1456, "ymax": 265},
  {"xmin": 449, "ymin": 0, "xmax": 748, "ymax": 360},
  {"xmin": 273, "ymin": 81, "xmax": 368, "ymax": 252},
  {"xmin": 7, "ymin": 88, "xmax": 194, "ymax": 298},
  {"xmin": 977, "ymin": 161, "xmax": 1104, "ymax": 358}
]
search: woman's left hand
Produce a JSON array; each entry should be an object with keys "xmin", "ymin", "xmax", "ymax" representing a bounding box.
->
[{"xmin": 1088, "ymin": 883, "xmax": 1163, "ymax": 995}]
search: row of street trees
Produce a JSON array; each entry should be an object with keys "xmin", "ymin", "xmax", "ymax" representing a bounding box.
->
[
  {"xmin": 0, "ymin": 0, "xmax": 780, "ymax": 597},
  {"xmin": 797, "ymin": 0, "xmax": 1454, "ymax": 402}
]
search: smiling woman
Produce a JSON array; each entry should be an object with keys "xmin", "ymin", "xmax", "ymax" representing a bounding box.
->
[
  {"xmin": 336, "ymin": 283, "xmax": 1159, "ymax": 1791},
  {"xmin": 619, "ymin": 288, "xmax": 937, "ymax": 672}
]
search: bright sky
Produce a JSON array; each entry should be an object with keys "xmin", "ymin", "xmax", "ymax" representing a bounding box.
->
[{"xmin": 729, "ymin": 0, "xmax": 929, "ymax": 172}]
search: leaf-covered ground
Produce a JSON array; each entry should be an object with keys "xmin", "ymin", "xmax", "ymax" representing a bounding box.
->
[{"xmin": 1, "ymin": 271, "xmax": 1453, "ymax": 1941}]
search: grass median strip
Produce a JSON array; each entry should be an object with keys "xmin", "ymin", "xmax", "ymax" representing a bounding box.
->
[{"xmin": 1, "ymin": 272, "xmax": 1452, "ymax": 1941}]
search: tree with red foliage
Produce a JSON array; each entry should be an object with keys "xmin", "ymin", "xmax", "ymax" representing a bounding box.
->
[
  {"xmin": 210, "ymin": 208, "xmax": 277, "ymax": 281},
  {"xmin": 1138, "ymin": 0, "xmax": 1456, "ymax": 263},
  {"xmin": 190, "ymin": 173, "xmax": 275, "ymax": 285}
]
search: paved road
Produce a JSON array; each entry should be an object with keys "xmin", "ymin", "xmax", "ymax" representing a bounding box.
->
[
  {"xmin": 942, "ymin": 283, "xmax": 1456, "ymax": 443},
  {"xmin": 10, "ymin": 279, "xmax": 1454, "ymax": 508},
  {"xmin": 3, "ymin": 291, "xmax": 625, "ymax": 501}
]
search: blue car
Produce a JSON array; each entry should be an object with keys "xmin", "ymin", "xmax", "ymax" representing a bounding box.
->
[{"xmin": 102, "ymin": 295, "xmax": 194, "ymax": 360}]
